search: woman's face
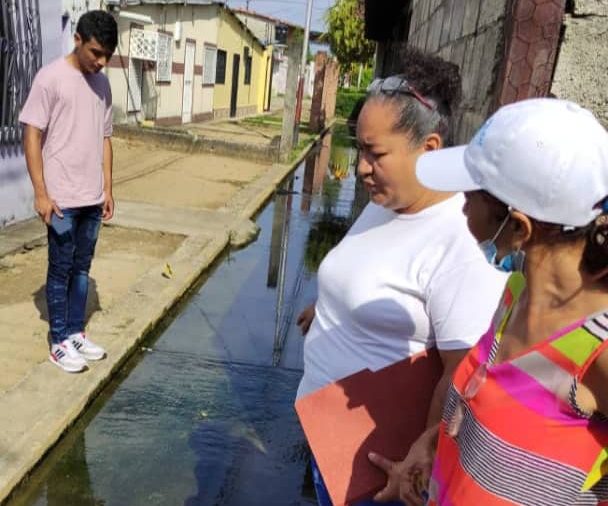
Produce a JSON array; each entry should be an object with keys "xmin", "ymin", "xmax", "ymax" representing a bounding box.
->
[
  {"xmin": 463, "ymin": 191, "xmax": 514, "ymax": 254},
  {"xmin": 356, "ymin": 99, "xmax": 429, "ymax": 212},
  {"xmin": 463, "ymin": 191, "xmax": 497, "ymax": 242}
]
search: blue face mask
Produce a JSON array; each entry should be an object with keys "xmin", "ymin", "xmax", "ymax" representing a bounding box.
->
[{"xmin": 479, "ymin": 213, "xmax": 525, "ymax": 272}]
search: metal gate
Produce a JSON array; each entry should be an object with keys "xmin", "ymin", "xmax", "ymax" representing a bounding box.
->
[
  {"xmin": 127, "ymin": 57, "xmax": 143, "ymax": 112},
  {"xmin": 0, "ymin": 0, "xmax": 42, "ymax": 150}
]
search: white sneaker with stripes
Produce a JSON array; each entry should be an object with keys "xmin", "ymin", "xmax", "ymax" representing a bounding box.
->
[
  {"xmin": 69, "ymin": 332, "xmax": 106, "ymax": 361},
  {"xmin": 49, "ymin": 340, "xmax": 88, "ymax": 373}
]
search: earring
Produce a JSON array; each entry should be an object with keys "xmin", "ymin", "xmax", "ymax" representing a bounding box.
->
[{"xmin": 511, "ymin": 248, "xmax": 526, "ymax": 272}]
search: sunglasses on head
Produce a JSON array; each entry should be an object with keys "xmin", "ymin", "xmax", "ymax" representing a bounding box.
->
[{"xmin": 367, "ymin": 76, "xmax": 434, "ymax": 111}]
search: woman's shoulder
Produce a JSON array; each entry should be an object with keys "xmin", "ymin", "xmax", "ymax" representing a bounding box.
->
[{"xmin": 347, "ymin": 202, "xmax": 394, "ymax": 234}]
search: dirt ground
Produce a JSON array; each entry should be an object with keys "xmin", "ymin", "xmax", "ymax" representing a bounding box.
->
[
  {"xmin": 111, "ymin": 138, "xmax": 269, "ymax": 210},
  {"xmin": 0, "ymin": 226, "xmax": 184, "ymax": 394},
  {"xmin": 0, "ymin": 138, "xmax": 274, "ymax": 395}
]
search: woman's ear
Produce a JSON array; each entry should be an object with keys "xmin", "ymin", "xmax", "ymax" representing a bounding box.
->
[
  {"xmin": 509, "ymin": 211, "xmax": 533, "ymax": 249},
  {"xmin": 423, "ymin": 133, "xmax": 443, "ymax": 152}
]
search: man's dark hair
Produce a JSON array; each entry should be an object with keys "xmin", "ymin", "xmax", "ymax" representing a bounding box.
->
[
  {"xmin": 368, "ymin": 48, "xmax": 462, "ymax": 146},
  {"xmin": 76, "ymin": 10, "xmax": 118, "ymax": 54}
]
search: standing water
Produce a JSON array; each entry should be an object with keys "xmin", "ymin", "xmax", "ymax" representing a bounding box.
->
[{"xmin": 8, "ymin": 125, "xmax": 365, "ymax": 506}]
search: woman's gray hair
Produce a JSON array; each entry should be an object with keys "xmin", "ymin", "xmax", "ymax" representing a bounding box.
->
[
  {"xmin": 367, "ymin": 85, "xmax": 454, "ymax": 147},
  {"xmin": 364, "ymin": 49, "xmax": 462, "ymax": 147}
]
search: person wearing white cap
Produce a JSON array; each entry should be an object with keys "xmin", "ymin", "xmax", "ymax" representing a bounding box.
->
[
  {"xmin": 399, "ymin": 98, "xmax": 608, "ymax": 505},
  {"xmin": 294, "ymin": 48, "xmax": 507, "ymax": 506}
]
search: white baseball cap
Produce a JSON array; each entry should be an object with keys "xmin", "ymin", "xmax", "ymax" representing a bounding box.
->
[{"xmin": 416, "ymin": 98, "xmax": 608, "ymax": 227}]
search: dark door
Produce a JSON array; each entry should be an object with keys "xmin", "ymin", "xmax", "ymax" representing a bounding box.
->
[{"xmin": 230, "ymin": 54, "xmax": 240, "ymax": 118}]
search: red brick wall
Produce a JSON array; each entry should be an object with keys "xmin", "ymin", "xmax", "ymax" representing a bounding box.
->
[
  {"xmin": 309, "ymin": 52, "xmax": 340, "ymax": 133},
  {"xmin": 310, "ymin": 52, "xmax": 328, "ymax": 133},
  {"xmin": 496, "ymin": 0, "xmax": 566, "ymax": 106}
]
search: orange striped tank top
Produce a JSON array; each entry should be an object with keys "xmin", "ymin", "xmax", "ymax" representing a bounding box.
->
[{"xmin": 428, "ymin": 273, "xmax": 608, "ymax": 506}]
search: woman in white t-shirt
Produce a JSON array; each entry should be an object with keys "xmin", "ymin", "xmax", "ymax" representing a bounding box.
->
[{"xmin": 296, "ymin": 49, "xmax": 507, "ymax": 505}]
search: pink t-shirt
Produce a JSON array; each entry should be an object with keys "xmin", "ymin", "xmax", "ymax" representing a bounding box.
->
[{"xmin": 19, "ymin": 57, "xmax": 112, "ymax": 209}]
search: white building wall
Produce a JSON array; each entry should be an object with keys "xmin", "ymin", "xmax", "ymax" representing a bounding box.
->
[
  {"xmin": 107, "ymin": 3, "xmax": 218, "ymax": 125},
  {"xmin": 272, "ymin": 56, "xmax": 288, "ymax": 95},
  {"xmin": 0, "ymin": 0, "xmax": 63, "ymax": 227},
  {"xmin": 61, "ymin": 0, "xmax": 103, "ymax": 53}
]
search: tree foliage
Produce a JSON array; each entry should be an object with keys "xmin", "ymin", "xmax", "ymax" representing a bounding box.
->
[{"xmin": 325, "ymin": 0, "xmax": 375, "ymax": 68}]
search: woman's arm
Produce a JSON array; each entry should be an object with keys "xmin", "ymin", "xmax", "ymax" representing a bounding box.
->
[
  {"xmin": 296, "ymin": 303, "xmax": 316, "ymax": 335},
  {"xmin": 426, "ymin": 348, "xmax": 468, "ymax": 426},
  {"xmin": 580, "ymin": 345, "xmax": 608, "ymax": 416}
]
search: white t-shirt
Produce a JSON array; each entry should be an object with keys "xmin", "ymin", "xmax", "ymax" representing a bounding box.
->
[{"xmin": 297, "ymin": 195, "xmax": 507, "ymax": 398}]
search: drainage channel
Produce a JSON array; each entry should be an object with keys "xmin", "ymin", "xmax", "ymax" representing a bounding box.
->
[{"xmin": 7, "ymin": 124, "xmax": 364, "ymax": 506}]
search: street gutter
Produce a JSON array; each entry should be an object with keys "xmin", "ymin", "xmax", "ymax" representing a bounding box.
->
[{"xmin": 0, "ymin": 122, "xmax": 334, "ymax": 505}]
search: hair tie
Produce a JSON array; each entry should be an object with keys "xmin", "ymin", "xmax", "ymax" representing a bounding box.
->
[{"xmin": 593, "ymin": 214, "xmax": 608, "ymax": 248}]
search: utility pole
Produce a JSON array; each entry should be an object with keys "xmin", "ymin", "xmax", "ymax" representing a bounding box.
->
[
  {"xmin": 300, "ymin": 0, "xmax": 314, "ymax": 75},
  {"xmin": 294, "ymin": 0, "xmax": 314, "ymax": 130},
  {"xmin": 279, "ymin": 30, "xmax": 302, "ymax": 160}
]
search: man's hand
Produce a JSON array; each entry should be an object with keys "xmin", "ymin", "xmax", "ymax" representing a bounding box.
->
[
  {"xmin": 102, "ymin": 193, "xmax": 114, "ymax": 221},
  {"xmin": 35, "ymin": 192, "xmax": 62, "ymax": 225},
  {"xmin": 368, "ymin": 426, "xmax": 438, "ymax": 505},
  {"xmin": 296, "ymin": 303, "xmax": 315, "ymax": 335}
]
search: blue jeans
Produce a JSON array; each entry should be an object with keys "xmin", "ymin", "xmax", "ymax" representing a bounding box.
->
[
  {"xmin": 46, "ymin": 206, "xmax": 102, "ymax": 344},
  {"xmin": 311, "ymin": 456, "xmax": 405, "ymax": 506}
]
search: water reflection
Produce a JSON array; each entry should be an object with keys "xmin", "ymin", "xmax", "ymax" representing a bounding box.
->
[
  {"xmin": 7, "ymin": 125, "xmax": 363, "ymax": 506},
  {"xmin": 44, "ymin": 433, "xmax": 102, "ymax": 506}
]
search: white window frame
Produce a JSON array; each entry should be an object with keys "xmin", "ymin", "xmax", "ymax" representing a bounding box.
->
[
  {"xmin": 202, "ymin": 44, "xmax": 217, "ymax": 85},
  {"xmin": 156, "ymin": 32, "xmax": 173, "ymax": 82}
]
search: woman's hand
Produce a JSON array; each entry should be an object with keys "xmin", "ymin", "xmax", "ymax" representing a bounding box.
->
[
  {"xmin": 367, "ymin": 452, "xmax": 409, "ymax": 503},
  {"xmin": 297, "ymin": 303, "xmax": 316, "ymax": 335},
  {"xmin": 368, "ymin": 425, "xmax": 439, "ymax": 504}
]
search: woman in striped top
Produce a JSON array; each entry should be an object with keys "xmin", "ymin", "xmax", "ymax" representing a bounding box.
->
[{"xmin": 398, "ymin": 98, "xmax": 608, "ymax": 505}]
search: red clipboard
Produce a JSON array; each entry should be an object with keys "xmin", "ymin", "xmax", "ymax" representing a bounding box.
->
[{"xmin": 295, "ymin": 348, "xmax": 443, "ymax": 505}]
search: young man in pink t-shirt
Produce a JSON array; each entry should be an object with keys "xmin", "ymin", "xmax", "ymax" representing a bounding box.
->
[{"xmin": 19, "ymin": 10, "xmax": 117, "ymax": 373}]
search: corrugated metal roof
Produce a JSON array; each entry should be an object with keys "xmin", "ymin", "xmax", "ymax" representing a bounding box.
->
[{"xmin": 233, "ymin": 7, "xmax": 324, "ymax": 41}]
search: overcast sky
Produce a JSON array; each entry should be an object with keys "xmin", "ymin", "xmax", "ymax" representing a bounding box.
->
[{"xmin": 225, "ymin": 0, "xmax": 335, "ymax": 32}]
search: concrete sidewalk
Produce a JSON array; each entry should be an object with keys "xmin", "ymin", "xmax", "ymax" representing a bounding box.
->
[
  {"xmin": 0, "ymin": 136, "xmax": 316, "ymax": 503},
  {"xmin": 113, "ymin": 98, "xmax": 312, "ymax": 164}
]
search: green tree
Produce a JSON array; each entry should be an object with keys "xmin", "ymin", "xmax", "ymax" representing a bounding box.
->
[{"xmin": 325, "ymin": 0, "xmax": 375, "ymax": 69}]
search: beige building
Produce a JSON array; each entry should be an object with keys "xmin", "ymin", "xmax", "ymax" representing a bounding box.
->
[{"xmin": 105, "ymin": 0, "xmax": 271, "ymax": 125}]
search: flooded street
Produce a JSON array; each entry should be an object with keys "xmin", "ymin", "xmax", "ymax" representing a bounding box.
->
[{"xmin": 8, "ymin": 125, "xmax": 365, "ymax": 506}]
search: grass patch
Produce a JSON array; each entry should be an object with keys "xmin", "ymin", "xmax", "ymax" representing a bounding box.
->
[
  {"xmin": 288, "ymin": 133, "xmax": 317, "ymax": 162},
  {"xmin": 241, "ymin": 114, "xmax": 283, "ymax": 128},
  {"xmin": 336, "ymin": 88, "xmax": 366, "ymax": 120}
]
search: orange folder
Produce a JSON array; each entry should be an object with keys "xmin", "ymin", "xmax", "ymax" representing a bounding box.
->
[{"xmin": 295, "ymin": 348, "xmax": 443, "ymax": 505}]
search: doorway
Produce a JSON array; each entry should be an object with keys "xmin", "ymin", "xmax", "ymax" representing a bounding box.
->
[
  {"xmin": 230, "ymin": 53, "xmax": 240, "ymax": 118},
  {"xmin": 182, "ymin": 40, "xmax": 196, "ymax": 124}
]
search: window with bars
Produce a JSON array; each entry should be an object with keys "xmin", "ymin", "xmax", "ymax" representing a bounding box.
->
[
  {"xmin": 203, "ymin": 45, "xmax": 216, "ymax": 85},
  {"xmin": 129, "ymin": 28, "xmax": 158, "ymax": 61},
  {"xmin": 215, "ymin": 49, "xmax": 227, "ymax": 85},
  {"xmin": 243, "ymin": 47, "xmax": 252, "ymax": 85},
  {"xmin": 156, "ymin": 32, "xmax": 173, "ymax": 82},
  {"xmin": 1, "ymin": 0, "xmax": 42, "ymax": 149}
]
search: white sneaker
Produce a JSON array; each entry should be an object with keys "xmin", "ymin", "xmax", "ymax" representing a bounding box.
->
[
  {"xmin": 49, "ymin": 340, "xmax": 88, "ymax": 373},
  {"xmin": 69, "ymin": 332, "xmax": 106, "ymax": 361}
]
